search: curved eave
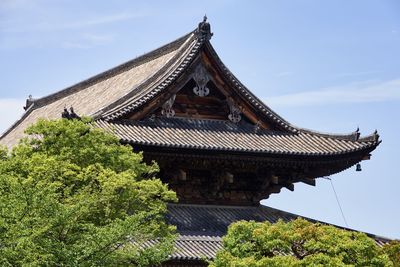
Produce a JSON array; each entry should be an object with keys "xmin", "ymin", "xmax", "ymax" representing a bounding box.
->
[
  {"xmin": 203, "ymin": 42, "xmax": 299, "ymax": 133},
  {"xmin": 95, "ymin": 119, "xmax": 380, "ymax": 158},
  {"xmin": 99, "ymin": 32, "xmax": 202, "ymax": 121},
  {"xmin": 122, "ymin": 139, "xmax": 379, "ymax": 158}
]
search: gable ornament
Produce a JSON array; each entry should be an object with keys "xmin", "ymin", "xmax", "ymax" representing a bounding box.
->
[
  {"xmin": 197, "ymin": 15, "xmax": 213, "ymax": 41},
  {"xmin": 228, "ymin": 100, "xmax": 242, "ymax": 123},
  {"xmin": 161, "ymin": 94, "xmax": 176, "ymax": 118},
  {"xmin": 192, "ymin": 65, "xmax": 210, "ymax": 97}
]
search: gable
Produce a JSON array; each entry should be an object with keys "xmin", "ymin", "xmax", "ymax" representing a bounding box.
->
[{"xmin": 122, "ymin": 56, "xmax": 277, "ymax": 129}]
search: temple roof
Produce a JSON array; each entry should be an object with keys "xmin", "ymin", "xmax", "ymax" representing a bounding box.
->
[
  {"xmin": 0, "ymin": 31, "xmax": 195, "ymax": 147},
  {"xmin": 96, "ymin": 118, "xmax": 378, "ymax": 156},
  {"xmin": 165, "ymin": 204, "xmax": 390, "ymax": 261},
  {"xmin": 0, "ymin": 18, "xmax": 380, "ymax": 163}
]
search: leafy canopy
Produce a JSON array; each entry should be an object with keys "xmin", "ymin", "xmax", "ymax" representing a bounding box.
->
[
  {"xmin": 0, "ymin": 118, "xmax": 177, "ymax": 266},
  {"xmin": 211, "ymin": 218, "xmax": 397, "ymax": 267}
]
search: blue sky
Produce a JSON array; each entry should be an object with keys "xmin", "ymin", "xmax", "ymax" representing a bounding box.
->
[{"xmin": 1, "ymin": 0, "xmax": 399, "ymax": 239}]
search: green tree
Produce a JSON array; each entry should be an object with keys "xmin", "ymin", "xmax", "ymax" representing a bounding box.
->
[
  {"xmin": 0, "ymin": 118, "xmax": 177, "ymax": 266},
  {"xmin": 383, "ymin": 241, "xmax": 400, "ymax": 267},
  {"xmin": 211, "ymin": 218, "xmax": 395, "ymax": 267}
]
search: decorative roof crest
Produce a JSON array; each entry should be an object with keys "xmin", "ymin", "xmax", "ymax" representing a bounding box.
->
[
  {"xmin": 61, "ymin": 106, "xmax": 80, "ymax": 120},
  {"xmin": 228, "ymin": 100, "xmax": 241, "ymax": 123},
  {"xmin": 24, "ymin": 94, "xmax": 34, "ymax": 111},
  {"xmin": 161, "ymin": 94, "xmax": 176, "ymax": 118},
  {"xmin": 197, "ymin": 15, "xmax": 213, "ymax": 41},
  {"xmin": 192, "ymin": 64, "xmax": 210, "ymax": 97}
]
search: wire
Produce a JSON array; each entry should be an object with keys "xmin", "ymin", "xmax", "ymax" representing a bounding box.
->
[{"xmin": 322, "ymin": 177, "xmax": 349, "ymax": 228}]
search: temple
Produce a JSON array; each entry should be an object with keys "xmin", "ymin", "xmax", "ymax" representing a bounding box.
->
[{"xmin": 0, "ymin": 17, "xmax": 384, "ymax": 266}]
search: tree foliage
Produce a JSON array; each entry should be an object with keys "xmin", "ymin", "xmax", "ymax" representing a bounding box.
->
[
  {"xmin": 211, "ymin": 218, "xmax": 397, "ymax": 267},
  {"xmin": 0, "ymin": 118, "xmax": 177, "ymax": 266},
  {"xmin": 383, "ymin": 241, "xmax": 400, "ymax": 267}
]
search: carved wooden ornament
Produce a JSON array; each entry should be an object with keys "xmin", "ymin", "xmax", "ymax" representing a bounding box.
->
[
  {"xmin": 193, "ymin": 65, "xmax": 210, "ymax": 97},
  {"xmin": 161, "ymin": 94, "xmax": 176, "ymax": 118},
  {"xmin": 228, "ymin": 100, "xmax": 241, "ymax": 123}
]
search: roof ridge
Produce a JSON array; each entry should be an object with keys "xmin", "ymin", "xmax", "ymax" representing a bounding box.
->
[
  {"xmin": 0, "ymin": 103, "xmax": 35, "ymax": 140},
  {"xmin": 0, "ymin": 31, "xmax": 194, "ymax": 142},
  {"xmin": 32, "ymin": 31, "xmax": 194, "ymax": 110},
  {"xmin": 299, "ymin": 127, "xmax": 380, "ymax": 143},
  {"xmin": 97, "ymin": 32, "xmax": 199, "ymax": 120}
]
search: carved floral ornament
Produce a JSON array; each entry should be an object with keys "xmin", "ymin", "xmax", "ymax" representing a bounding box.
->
[
  {"xmin": 161, "ymin": 94, "xmax": 176, "ymax": 118},
  {"xmin": 228, "ymin": 100, "xmax": 242, "ymax": 123},
  {"xmin": 192, "ymin": 65, "xmax": 210, "ymax": 97}
]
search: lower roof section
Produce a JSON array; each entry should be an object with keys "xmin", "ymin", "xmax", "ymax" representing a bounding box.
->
[
  {"xmin": 96, "ymin": 118, "xmax": 379, "ymax": 157},
  {"xmin": 165, "ymin": 204, "xmax": 389, "ymax": 261}
]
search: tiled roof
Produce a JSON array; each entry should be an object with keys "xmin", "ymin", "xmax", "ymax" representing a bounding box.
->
[
  {"xmin": 171, "ymin": 235, "xmax": 223, "ymax": 261},
  {"xmin": 166, "ymin": 204, "xmax": 390, "ymax": 261},
  {"xmin": 98, "ymin": 34, "xmax": 201, "ymax": 121},
  {"xmin": 95, "ymin": 118, "xmax": 379, "ymax": 156},
  {"xmin": 0, "ymin": 31, "xmax": 195, "ymax": 148},
  {"xmin": 167, "ymin": 204, "xmax": 298, "ymax": 237},
  {"xmin": 0, "ymin": 20, "xmax": 381, "ymax": 156}
]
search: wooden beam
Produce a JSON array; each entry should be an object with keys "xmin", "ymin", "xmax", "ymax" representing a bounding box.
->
[
  {"xmin": 362, "ymin": 154, "xmax": 371, "ymax": 160},
  {"xmin": 271, "ymin": 175, "xmax": 279, "ymax": 184},
  {"xmin": 300, "ymin": 177, "xmax": 316, "ymax": 186},
  {"xmin": 283, "ymin": 183, "xmax": 295, "ymax": 191},
  {"xmin": 201, "ymin": 51, "xmax": 273, "ymax": 130}
]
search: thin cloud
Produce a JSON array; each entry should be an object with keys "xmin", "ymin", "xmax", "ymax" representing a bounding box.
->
[
  {"xmin": 1, "ymin": 12, "xmax": 143, "ymax": 33},
  {"xmin": 61, "ymin": 33, "xmax": 114, "ymax": 49},
  {"xmin": 0, "ymin": 0, "xmax": 40, "ymax": 10},
  {"xmin": 61, "ymin": 42, "xmax": 91, "ymax": 50},
  {"xmin": 275, "ymin": 71, "xmax": 294, "ymax": 77},
  {"xmin": 266, "ymin": 79, "xmax": 400, "ymax": 107},
  {"xmin": 333, "ymin": 70, "xmax": 383, "ymax": 78}
]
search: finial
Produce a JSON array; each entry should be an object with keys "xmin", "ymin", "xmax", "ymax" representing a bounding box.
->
[
  {"xmin": 197, "ymin": 15, "xmax": 213, "ymax": 41},
  {"xmin": 61, "ymin": 107, "xmax": 70, "ymax": 119},
  {"xmin": 354, "ymin": 126, "xmax": 360, "ymax": 141},
  {"xmin": 61, "ymin": 106, "xmax": 80, "ymax": 120},
  {"xmin": 69, "ymin": 106, "xmax": 81, "ymax": 119},
  {"xmin": 24, "ymin": 94, "xmax": 35, "ymax": 110}
]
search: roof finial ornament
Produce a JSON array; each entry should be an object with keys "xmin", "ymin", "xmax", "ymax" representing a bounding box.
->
[
  {"xmin": 197, "ymin": 15, "xmax": 213, "ymax": 41},
  {"xmin": 61, "ymin": 106, "xmax": 80, "ymax": 120},
  {"xmin": 61, "ymin": 106, "xmax": 70, "ymax": 119},
  {"xmin": 69, "ymin": 106, "xmax": 80, "ymax": 119},
  {"xmin": 24, "ymin": 94, "xmax": 34, "ymax": 110},
  {"xmin": 354, "ymin": 126, "xmax": 360, "ymax": 141}
]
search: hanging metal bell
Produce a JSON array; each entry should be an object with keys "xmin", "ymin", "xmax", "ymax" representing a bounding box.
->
[{"xmin": 356, "ymin": 163, "xmax": 362, "ymax": 172}]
